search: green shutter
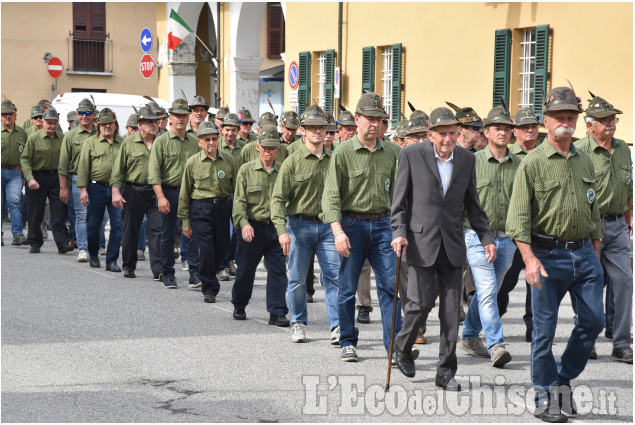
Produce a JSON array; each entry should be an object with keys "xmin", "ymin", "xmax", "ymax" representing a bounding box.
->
[
  {"xmin": 298, "ymin": 51, "xmax": 311, "ymax": 116},
  {"xmin": 324, "ymin": 49, "xmax": 335, "ymax": 113},
  {"xmin": 362, "ymin": 46, "xmax": 375, "ymax": 93},
  {"xmin": 492, "ymin": 29, "xmax": 511, "ymax": 107},
  {"xmin": 533, "ymin": 25, "xmax": 549, "ymax": 120},
  {"xmin": 390, "ymin": 43, "xmax": 402, "ymax": 127}
]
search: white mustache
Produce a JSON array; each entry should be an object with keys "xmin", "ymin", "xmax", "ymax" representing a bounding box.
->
[
  {"xmin": 554, "ymin": 127, "xmax": 575, "ymax": 136},
  {"xmin": 605, "ymin": 126, "xmax": 616, "ymax": 131}
]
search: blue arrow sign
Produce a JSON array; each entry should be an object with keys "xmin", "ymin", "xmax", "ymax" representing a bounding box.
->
[{"xmin": 140, "ymin": 28, "xmax": 153, "ymax": 53}]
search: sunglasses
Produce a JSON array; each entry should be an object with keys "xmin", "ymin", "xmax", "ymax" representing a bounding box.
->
[
  {"xmin": 32, "ymin": 116, "xmax": 43, "ymax": 120},
  {"xmin": 78, "ymin": 111, "xmax": 93, "ymax": 117},
  {"xmin": 470, "ymin": 126, "xmax": 482, "ymax": 132}
]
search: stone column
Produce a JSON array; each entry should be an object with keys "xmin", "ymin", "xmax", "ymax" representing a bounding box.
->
[
  {"xmin": 168, "ymin": 36, "xmax": 198, "ymax": 101},
  {"xmin": 229, "ymin": 56, "xmax": 263, "ymax": 115}
]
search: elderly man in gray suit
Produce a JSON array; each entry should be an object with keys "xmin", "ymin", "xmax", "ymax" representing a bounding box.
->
[{"xmin": 391, "ymin": 107, "xmax": 495, "ymax": 391}]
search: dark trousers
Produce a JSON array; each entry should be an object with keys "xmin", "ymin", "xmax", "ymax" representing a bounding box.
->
[
  {"xmin": 232, "ymin": 220, "xmax": 288, "ymax": 316},
  {"xmin": 160, "ymin": 186, "xmax": 199, "ymax": 277},
  {"xmin": 497, "ymin": 248, "xmax": 533, "ymax": 330},
  {"xmin": 121, "ymin": 183, "xmax": 161, "ymax": 274},
  {"xmin": 26, "ymin": 171, "xmax": 69, "ymax": 249},
  {"xmin": 306, "ymin": 254, "xmax": 315, "ymax": 295},
  {"xmin": 397, "ymin": 242, "xmax": 462, "ymax": 377},
  {"xmin": 190, "ymin": 199, "xmax": 230, "ymax": 298},
  {"xmin": 86, "ymin": 183, "xmax": 121, "ymax": 264},
  {"xmin": 219, "ymin": 196, "xmax": 237, "ymax": 271}
]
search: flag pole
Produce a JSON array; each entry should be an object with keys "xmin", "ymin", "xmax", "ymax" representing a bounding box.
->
[{"xmin": 193, "ymin": 33, "xmax": 215, "ymax": 58}]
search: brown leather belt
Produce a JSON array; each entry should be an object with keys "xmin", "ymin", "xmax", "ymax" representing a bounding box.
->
[{"xmin": 342, "ymin": 210, "xmax": 390, "ymax": 220}]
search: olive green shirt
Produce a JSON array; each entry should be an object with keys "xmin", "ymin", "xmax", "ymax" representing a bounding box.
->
[
  {"xmin": 109, "ymin": 132, "xmax": 155, "ymax": 188},
  {"xmin": 58, "ymin": 125, "xmax": 96, "ymax": 177},
  {"xmin": 285, "ymin": 139, "xmax": 304, "ymax": 155},
  {"xmin": 508, "ymin": 140, "xmax": 541, "ymax": 158},
  {"xmin": 76, "ymin": 134, "xmax": 123, "ymax": 187},
  {"xmin": 232, "ymin": 159, "xmax": 280, "ymax": 229},
  {"xmin": 219, "ymin": 137, "xmax": 246, "ymax": 169},
  {"xmin": 241, "ymin": 141, "xmax": 288, "ymax": 165},
  {"xmin": 20, "ymin": 129, "xmax": 64, "ymax": 182},
  {"xmin": 177, "ymin": 150, "xmax": 237, "ymax": 228},
  {"xmin": 147, "ymin": 129, "xmax": 200, "ymax": 187},
  {"xmin": 575, "ymin": 135, "xmax": 633, "ymax": 215},
  {"xmin": 321, "ymin": 135, "xmax": 397, "ymax": 223},
  {"xmin": 464, "ymin": 146, "xmax": 520, "ymax": 232},
  {"xmin": 506, "ymin": 140, "xmax": 603, "ymax": 243},
  {"xmin": 1, "ymin": 123, "xmax": 27, "ymax": 167},
  {"xmin": 271, "ymin": 145, "xmax": 332, "ymax": 235},
  {"xmin": 238, "ymin": 132, "xmax": 258, "ymax": 145}
]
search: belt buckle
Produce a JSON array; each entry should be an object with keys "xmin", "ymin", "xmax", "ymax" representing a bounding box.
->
[{"xmin": 565, "ymin": 241, "xmax": 576, "ymax": 250}]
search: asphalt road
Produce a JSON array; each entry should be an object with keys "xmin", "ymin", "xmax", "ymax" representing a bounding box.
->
[{"xmin": 2, "ymin": 224, "xmax": 632, "ymax": 422}]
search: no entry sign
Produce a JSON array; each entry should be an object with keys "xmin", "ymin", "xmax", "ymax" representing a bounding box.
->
[
  {"xmin": 140, "ymin": 54, "xmax": 155, "ymax": 79},
  {"xmin": 47, "ymin": 57, "xmax": 63, "ymax": 79}
]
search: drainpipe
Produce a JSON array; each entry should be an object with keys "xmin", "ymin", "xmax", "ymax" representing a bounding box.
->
[
  {"xmin": 216, "ymin": 2, "xmax": 221, "ymax": 108},
  {"xmin": 337, "ymin": 2, "xmax": 342, "ymax": 115}
]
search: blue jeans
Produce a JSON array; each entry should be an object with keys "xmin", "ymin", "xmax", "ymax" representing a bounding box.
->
[
  {"xmin": 86, "ymin": 183, "xmax": 121, "ymax": 264},
  {"xmin": 462, "ymin": 233, "xmax": 516, "ymax": 352},
  {"xmin": 137, "ymin": 215, "xmax": 147, "ymax": 251},
  {"xmin": 71, "ymin": 176, "xmax": 88, "ymax": 251},
  {"xmin": 287, "ymin": 216, "xmax": 339, "ymax": 329},
  {"xmin": 67, "ymin": 184, "xmax": 76, "ymax": 240},
  {"xmin": 338, "ymin": 215, "xmax": 401, "ymax": 353},
  {"xmin": 1, "ymin": 168, "xmax": 24, "ymax": 236},
  {"xmin": 530, "ymin": 240, "xmax": 604, "ymax": 404}
]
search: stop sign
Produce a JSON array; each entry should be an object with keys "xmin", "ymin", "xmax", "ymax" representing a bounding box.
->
[
  {"xmin": 140, "ymin": 54, "xmax": 155, "ymax": 79},
  {"xmin": 47, "ymin": 57, "xmax": 63, "ymax": 79}
]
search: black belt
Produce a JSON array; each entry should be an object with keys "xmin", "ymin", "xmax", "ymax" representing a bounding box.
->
[
  {"xmin": 162, "ymin": 184, "xmax": 179, "ymax": 190},
  {"xmin": 601, "ymin": 213, "xmax": 624, "ymax": 221},
  {"xmin": 250, "ymin": 218, "xmax": 272, "ymax": 226},
  {"xmin": 342, "ymin": 211, "xmax": 390, "ymax": 220},
  {"xmin": 195, "ymin": 197, "xmax": 228, "ymax": 204},
  {"xmin": 91, "ymin": 180, "xmax": 109, "ymax": 187},
  {"xmin": 294, "ymin": 214, "xmax": 322, "ymax": 223},
  {"xmin": 531, "ymin": 232, "xmax": 590, "ymax": 251},
  {"xmin": 1, "ymin": 165, "xmax": 20, "ymax": 170},
  {"xmin": 33, "ymin": 170, "xmax": 57, "ymax": 175},
  {"xmin": 124, "ymin": 182, "xmax": 151, "ymax": 188}
]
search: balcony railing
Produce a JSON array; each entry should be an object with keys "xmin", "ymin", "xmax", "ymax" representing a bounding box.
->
[{"xmin": 66, "ymin": 37, "xmax": 113, "ymax": 74}]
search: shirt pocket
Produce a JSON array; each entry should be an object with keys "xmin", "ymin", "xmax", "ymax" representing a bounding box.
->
[
  {"xmin": 346, "ymin": 168, "xmax": 365, "ymax": 193},
  {"xmin": 534, "ymin": 179, "xmax": 560, "ymax": 210},
  {"xmin": 193, "ymin": 170, "xmax": 212, "ymax": 192},
  {"xmin": 620, "ymin": 164, "xmax": 632, "ymax": 186},
  {"xmin": 130, "ymin": 151, "xmax": 145, "ymax": 164},
  {"xmin": 293, "ymin": 172, "xmax": 312, "ymax": 192},
  {"xmin": 476, "ymin": 177, "xmax": 490, "ymax": 197},
  {"xmin": 581, "ymin": 177, "xmax": 597, "ymax": 205},
  {"xmin": 246, "ymin": 185, "xmax": 263, "ymax": 205}
]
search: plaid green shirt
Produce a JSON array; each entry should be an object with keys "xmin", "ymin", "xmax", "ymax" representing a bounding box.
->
[
  {"xmin": 321, "ymin": 135, "xmax": 397, "ymax": 223},
  {"xmin": 574, "ymin": 135, "xmax": 633, "ymax": 215},
  {"xmin": 464, "ymin": 145, "xmax": 520, "ymax": 232},
  {"xmin": 76, "ymin": 134, "xmax": 123, "ymax": 187},
  {"xmin": 271, "ymin": 145, "xmax": 331, "ymax": 235},
  {"xmin": 232, "ymin": 159, "xmax": 280, "ymax": 229},
  {"xmin": 147, "ymin": 130, "xmax": 200, "ymax": 187},
  {"xmin": 506, "ymin": 140, "xmax": 603, "ymax": 243}
]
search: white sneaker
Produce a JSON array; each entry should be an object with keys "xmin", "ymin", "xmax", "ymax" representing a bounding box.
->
[
  {"xmin": 77, "ymin": 250, "xmax": 89, "ymax": 262},
  {"xmin": 330, "ymin": 326, "xmax": 340, "ymax": 345},
  {"xmin": 341, "ymin": 346, "xmax": 358, "ymax": 362},
  {"xmin": 291, "ymin": 322, "xmax": 307, "ymax": 343},
  {"xmin": 181, "ymin": 260, "xmax": 189, "ymax": 271}
]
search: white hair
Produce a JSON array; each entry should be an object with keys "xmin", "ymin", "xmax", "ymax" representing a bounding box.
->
[{"xmin": 584, "ymin": 116, "xmax": 595, "ymax": 124}]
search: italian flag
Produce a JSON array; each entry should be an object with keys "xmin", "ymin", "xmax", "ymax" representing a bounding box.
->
[{"xmin": 168, "ymin": 9, "xmax": 192, "ymax": 50}]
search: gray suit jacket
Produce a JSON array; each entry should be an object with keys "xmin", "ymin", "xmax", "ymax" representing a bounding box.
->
[{"xmin": 391, "ymin": 142, "xmax": 494, "ymax": 267}]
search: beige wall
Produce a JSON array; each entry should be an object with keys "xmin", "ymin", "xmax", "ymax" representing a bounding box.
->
[
  {"xmin": 259, "ymin": 10, "xmax": 284, "ymax": 73},
  {"xmin": 1, "ymin": 2, "xmax": 158, "ymax": 124},
  {"xmin": 285, "ymin": 2, "xmax": 633, "ymax": 141}
]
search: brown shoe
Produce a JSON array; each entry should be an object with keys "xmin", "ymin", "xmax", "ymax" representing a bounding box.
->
[
  {"xmin": 415, "ymin": 331, "xmax": 428, "ymax": 344},
  {"xmin": 459, "ymin": 306, "xmax": 466, "ymax": 323}
]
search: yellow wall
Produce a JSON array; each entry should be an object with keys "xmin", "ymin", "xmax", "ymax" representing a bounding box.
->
[
  {"xmin": 285, "ymin": 2, "xmax": 633, "ymax": 140},
  {"xmin": 156, "ymin": 3, "xmax": 169, "ymax": 101},
  {"xmin": 259, "ymin": 9, "xmax": 284, "ymax": 72},
  {"xmin": 1, "ymin": 2, "xmax": 159, "ymax": 124}
]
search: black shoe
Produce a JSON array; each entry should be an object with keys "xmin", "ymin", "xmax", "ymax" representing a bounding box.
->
[
  {"xmin": 268, "ymin": 315, "xmax": 290, "ymax": 327},
  {"xmin": 163, "ymin": 274, "xmax": 177, "ymax": 289},
  {"xmin": 556, "ymin": 384, "xmax": 578, "ymax": 416},
  {"xmin": 188, "ymin": 274, "xmax": 202, "ymax": 289},
  {"xmin": 435, "ymin": 374, "xmax": 461, "ymax": 391},
  {"xmin": 306, "ymin": 293, "xmax": 314, "ymax": 303},
  {"xmin": 233, "ymin": 308, "xmax": 246, "ymax": 320},
  {"xmin": 394, "ymin": 346, "xmax": 416, "ymax": 378},
  {"xmin": 589, "ymin": 345, "xmax": 597, "ymax": 360},
  {"xmin": 123, "ymin": 270, "xmax": 136, "ymax": 278},
  {"xmin": 611, "ymin": 346, "xmax": 633, "ymax": 364},
  {"xmin": 534, "ymin": 400, "xmax": 568, "ymax": 423},
  {"xmin": 204, "ymin": 296, "xmax": 216, "ymax": 303},
  {"xmin": 58, "ymin": 243, "xmax": 75, "ymax": 254},
  {"xmin": 29, "ymin": 246, "xmax": 40, "ymax": 254},
  {"xmin": 89, "ymin": 255, "xmax": 100, "ymax": 268},
  {"xmin": 526, "ymin": 328, "xmax": 533, "ymax": 342},
  {"xmin": 466, "ymin": 292, "xmax": 474, "ymax": 307},
  {"xmin": 605, "ymin": 328, "xmax": 613, "ymax": 340},
  {"xmin": 357, "ymin": 306, "xmax": 371, "ymax": 324},
  {"xmin": 106, "ymin": 262, "xmax": 122, "ymax": 272},
  {"xmin": 70, "ymin": 239, "xmax": 78, "ymax": 249},
  {"xmin": 153, "ymin": 272, "xmax": 163, "ymax": 282}
]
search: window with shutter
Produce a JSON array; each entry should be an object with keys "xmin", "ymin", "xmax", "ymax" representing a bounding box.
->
[
  {"xmin": 362, "ymin": 46, "xmax": 375, "ymax": 94},
  {"xmin": 533, "ymin": 25, "xmax": 549, "ymax": 119},
  {"xmin": 492, "ymin": 29, "xmax": 511, "ymax": 108},
  {"xmin": 72, "ymin": 2, "xmax": 106, "ymax": 72},
  {"xmin": 267, "ymin": 3, "xmax": 284, "ymax": 59},
  {"xmin": 298, "ymin": 51, "xmax": 311, "ymax": 116},
  {"xmin": 390, "ymin": 43, "xmax": 402, "ymax": 127},
  {"xmin": 324, "ymin": 49, "xmax": 335, "ymax": 113}
]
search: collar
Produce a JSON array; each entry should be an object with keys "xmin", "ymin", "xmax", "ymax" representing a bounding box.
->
[
  {"xmin": 543, "ymin": 139, "xmax": 577, "ymax": 158},
  {"xmin": 255, "ymin": 160, "xmax": 277, "ymax": 172},
  {"xmin": 168, "ymin": 129, "xmax": 188, "ymax": 141},
  {"xmin": 97, "ymin": 134, "xmax": 122, "ymax": 144},
  {"xmin": 483, "ymin": 145, "xmax": 512, "ymax": 163},
  {"xmin": 198, "ymin": 149, "xmax": 224, "ymax": 161},
  {"xmin": 300, "ymin": 143, "xmax": 330, "ymax": 159},
  {"xmin": 433, "ymin": 146, "xmax": 454, "ymax": 162},
  {"xmin": 78, "ymin": 124, "xmax": 96, "ymax": 134},
  {"xmin": 352, "ymin": 135, "xmax": 383, "ymax": 152},
  {"xmin": 588, "ymin": 134, "xmax": 618, "ymax": 151}
]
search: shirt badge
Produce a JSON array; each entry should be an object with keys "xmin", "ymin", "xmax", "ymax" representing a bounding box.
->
[
  {"xmin": 385, "ymin": 178, "xmax": 390, "ymax": 192},
  {"xmin": 586, "ymin": 188, "xmax": 596, "ymax": 204},
  {"xmin": 218, "ymin": 170, "xmax": 225, "ymax": 179},
  {"xmin": 19, "ymin": 145, "xmax": 24, "ymax": 152},
  {"xmin": 625, "ymin": 173, "xmax": 631, "ymax": 185}
]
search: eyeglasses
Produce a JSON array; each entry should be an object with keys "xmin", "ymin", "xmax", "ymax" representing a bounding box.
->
[
  {"xmin": 78, "ymin": 111, "xmax": 93, "ymax": 117},
  {"xmin": 596, "ymin": 116, "xmax": 619, "ymax": 125},
  {"xmin": 261, "ymin": 146, "xmax": 279, "ymax": 152},
  {"xmin": 406, "ymin": 135, "xmax": 427, "ymax": 141},
  {"xmin": 470, "ymin": 126, "xmax": 482, "ymax": 132},
  {"xmin": 32, "ymin": 116, "xmax": 43, "ymax": 120},
  {"xmin": 326, "ymin": 131, "xmax": 336, "ymax": 135}
]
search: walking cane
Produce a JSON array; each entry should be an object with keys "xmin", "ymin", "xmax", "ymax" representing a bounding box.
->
[{"xmin": 386, "ymin": 243, "xmax": 404, "ymax": 392}]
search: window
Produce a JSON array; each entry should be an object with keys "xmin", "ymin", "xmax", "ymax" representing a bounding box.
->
[
  {"xmin": 381, "ymin": 47, "xmax": 393, "ymax": 119},
  {"xmin": 315, "ymin": 50, "xmax": 335, "ymax": 113},
  {"xmin": 267, "ymin": 3, "xmax": 284, "ymax": 59},
  {"xmin": 379, "ymin": 44, "xmax": 402, "ymax": 127},
  {"xmin": 298, "ymin": 51, "xmax": 311, "ymax": 116},
  {"xmin": 317, "ymin": 53, "xmax": 327, "ymax": 110},
  {"xmin": 519, "ymin": 29, "xmax": 536, "ymax": 109},
  {"xmin": 72, "ymin": 2, "xmax": 106, "ymax": 72}
]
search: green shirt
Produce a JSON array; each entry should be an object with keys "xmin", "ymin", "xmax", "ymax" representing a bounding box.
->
[
  {"xmin": 237, "ymin": 132, "xmax": 258, "ymax": 145},
  {"xmin": 321, "ymin": 135, "xmax": 397, "ymax": 223},
  {"xmin": 241, "ymin": 141, "xmax": 288, "ymax": 165},
  {"xmin": 575, "ymin": 135, "xmax": 633, "ymax": 215},
  {"xmin": 506, "ymin": 140, "xmax": 603, "ymax": 243},
  {"xmin": 177, "ymin": 150, "xmax": 237, "ymax": 228},
  {"xmin": 464, "ymin": 146, "xmax": 520, "ymax": 232},
  {"xmin": 58, "ymin": 125, "xmax": 96, "ymax": 177},
  {"xmin": 271, "ymin": 145, "xmax": 332, "ymax": 235},
  {"xmin": 1, "ymin": 123, "xmax": 27, "ymax": 167},
  {"xmin": 509, "ymin": 140, "xmax": 541, "ymax": 158},
  {"xmin": 20, "ymin": 129, "xmax": 64, "ymax": 182},
  {"xmin": 286, "ymin": 139, "xmax": 304, "ymax": 156},
  {"xmin": 76, "ymin": 134, "xmax": 123, "ymax": 187},
  {"xmin": 219, "ymin": 137, "xmax": 246, "ymax": 169},
  {"xmin": 232, "ymin": 159, "xmax": 280, "ymax": 229},
  {"xmin": 147, "ymin": 129, "xmax": 200, "ymax": 187},
  {"xmin": 109, "ymin": 132, "xmax": 155, "ymax": 188}
]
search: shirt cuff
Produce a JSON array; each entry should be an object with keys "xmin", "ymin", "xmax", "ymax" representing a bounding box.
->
[
  {"xmin": 147, "ymin": 177, "xmax": 161, "ymax": 185},
  {"xmin": 319, "ymin": 210, "xmax": 341, "ymax": 224},
  {"xmin": 181, "ymin": 218, "xmax": 191, "ymax": 228}
]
